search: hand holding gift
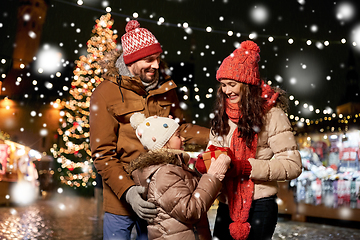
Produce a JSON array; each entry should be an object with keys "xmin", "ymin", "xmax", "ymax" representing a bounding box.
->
[
  {"xmin": 195, "ymin": 145, "xmax": 233, "ymax": 174},
  {"xmin": 207, "ymin": 154, "xmax": 231, "ymax": 181}
]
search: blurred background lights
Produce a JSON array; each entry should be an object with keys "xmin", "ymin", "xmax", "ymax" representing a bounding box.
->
[
  {"xmin": 336, "ymin": 1, "xmax": 355, "ymax": 21},
  {"xmin": 101, "ymin": 0, "xmax": 109, "ymax": 7},
  {"xmin": 249, "ymin": 32, "xmax": 257, "ymax": 39},
  {"xmin": 45, "ymin": 82, "xmax": 53, "ymax": 89},
  {"xmin": 297, "ymin": 0, "xmax": 305, "ymax": 5},
  {"xmin": 158, "ymin": 17, "xmax": 165, "ymax": 24},
  {"xmin": 310, "ymin": 24, "xmax": 318, "ymax": 33},
  {"xmin": 250, "ymin": 5, "xmax": 269, "ymax": 24},
  {"xmin": 351, "ymin": 24, "xmax": 360, "ymax": 51}
]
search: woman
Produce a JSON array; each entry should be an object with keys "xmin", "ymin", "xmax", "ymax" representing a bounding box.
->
[{"xmin": 208, "ymin": 40, "xmax": 302, "ymax": 240}]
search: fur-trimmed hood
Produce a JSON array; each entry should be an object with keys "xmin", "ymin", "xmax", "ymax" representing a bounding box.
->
[
  {"xmin": 99, "ymin": 49, "xmax": 172, "ymax": 88},
  {"xmin": 127, "ymin": 149, "xmax": 191, "ymax": 174}
]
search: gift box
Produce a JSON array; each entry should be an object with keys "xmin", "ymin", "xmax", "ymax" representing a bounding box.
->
[{"xmin": 197, "ymin": 145, "xmax": 232, "ymax": 173}]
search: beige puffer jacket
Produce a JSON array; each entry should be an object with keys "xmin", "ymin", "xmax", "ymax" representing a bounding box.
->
[
  {"xmin": 128, "ymin": 149, "xmax": 222, "ymax": 240},
  {"xmin": 208, "ymin": 107, "xmax": 302, "ymax": 201}
]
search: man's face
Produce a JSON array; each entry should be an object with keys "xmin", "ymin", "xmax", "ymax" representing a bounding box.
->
[{"xmin": 128, "ymin": 53, "xmax": 161, "ymax": 83}]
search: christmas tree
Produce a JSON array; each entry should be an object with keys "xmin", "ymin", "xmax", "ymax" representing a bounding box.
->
[{"xmin": 50, "ymin": 13, "xmax": 118, "ymax": 193}]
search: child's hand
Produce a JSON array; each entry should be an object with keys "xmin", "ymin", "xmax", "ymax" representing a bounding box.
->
[{"xmin": 207, "ymin": 154, "xmax": 231, "ymax": 181}]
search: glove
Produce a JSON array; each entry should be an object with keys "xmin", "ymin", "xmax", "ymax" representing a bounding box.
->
[
  {"xmin": 125, "ymin": 186, "xmax": 158, "ymax": 221},
  {"xmin": 195, "ymin": 155, "xmax": 207, "ymax": 174},
  {"xmin": 207, "ymin": 154, "xmax": 231, "ymax": 181},
  {"xmin": 226, "ymin": 158, "xmax": 252, "ymax": 178}
]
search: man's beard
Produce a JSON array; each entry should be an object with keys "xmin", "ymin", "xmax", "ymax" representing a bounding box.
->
[{"xmin": 139, "ymin": 68, "xmax": 159, "ymax": 83}]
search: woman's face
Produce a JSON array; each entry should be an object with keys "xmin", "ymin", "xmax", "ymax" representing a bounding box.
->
[{"xmin": 220, "ymin": 79, "xmax": 243, "ymax": 104}]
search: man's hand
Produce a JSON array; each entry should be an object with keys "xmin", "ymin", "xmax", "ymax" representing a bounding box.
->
[{"xmin": 125, "ymin": 186, "xmax": 158, "ymax": 221}]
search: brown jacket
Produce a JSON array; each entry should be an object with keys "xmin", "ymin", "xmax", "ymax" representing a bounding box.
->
[
  {"xmin": 129, "ymin": 149, "xmax": 221, "ymax": 240},
  {"xmin": 89, "ymin": 54, "xmax": 209, "ymax": 215},
  {"xmin": 208, "ymin": 107, "xmax": 302, "ymax": 201}
]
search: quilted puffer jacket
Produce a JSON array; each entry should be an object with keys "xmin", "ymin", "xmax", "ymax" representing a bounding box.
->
[
  {"xmin": 128, "ymin": 149, "xmax": 222, "ymax": 240},
  {"xmin": 208, "ymin": 106, "xmax": 302, "ymax": 201}
]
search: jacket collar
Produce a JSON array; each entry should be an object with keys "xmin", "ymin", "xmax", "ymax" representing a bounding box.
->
[
  {"xmin": 129, "ymin": 149, "xmax": 194, "ymax": 187},
  {"xmin": 118, "ymin": 75, "xmax": 177, "ymax": 97},
  {"xmin": 128, "ymin": 149, "xmax": 189, "ymax": 172}
]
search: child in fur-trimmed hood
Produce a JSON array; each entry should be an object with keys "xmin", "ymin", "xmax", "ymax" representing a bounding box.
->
[{"xmin": 127, "ymin": 113, "xmax": 230, "ymax": 240}]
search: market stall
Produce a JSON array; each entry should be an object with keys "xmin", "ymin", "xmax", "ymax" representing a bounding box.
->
[
  {"xmin": 278, "ymin": 124, "xmax": 360, "ymax": 222},
  {"xmin": 0, "ymin": 139, "xmax": 41, "ymax": 205}
]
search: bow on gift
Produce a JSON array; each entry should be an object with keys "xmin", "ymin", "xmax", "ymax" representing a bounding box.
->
[
  {"xmin": 207, "ymin": 145, "xmax": 234, "ymax": 159},
  {"xmin": 195, "ymin": 145, "xmax": 233, "ymax": 174}
]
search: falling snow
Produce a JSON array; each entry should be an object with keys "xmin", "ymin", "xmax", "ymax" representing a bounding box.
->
[{"xmin": 1, "ymin": 0, "xmax": 360, "ymax": 225}]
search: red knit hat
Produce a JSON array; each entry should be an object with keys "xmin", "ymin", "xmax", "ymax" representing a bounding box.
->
[
  {"xmin": 121, "ymin": 20, "xmax": 163, "ymax": 64},
  {"xmin": 216, "ymin": 40, "xmax": 260, "ymax": 85}
]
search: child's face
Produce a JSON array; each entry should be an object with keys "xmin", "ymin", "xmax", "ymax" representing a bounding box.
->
[{"xmin": 165, "ymin": 130, "xmax": 184, "ymax": 150}]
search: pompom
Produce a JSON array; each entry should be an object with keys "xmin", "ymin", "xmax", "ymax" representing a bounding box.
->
[
  {"xmin": 240, "ymin": 40, "xmax": 260, "ymax": 53},
  {"xmin": 125, "ymin": 20, "xmax": 140, "ymax": 33},
  {"xmin": 130, "ymin": 112, "xmax": 146, "ymax": 130},
  {"xmin": 229, "ymin": 221, "xmax": 251, "ymax": 240}
]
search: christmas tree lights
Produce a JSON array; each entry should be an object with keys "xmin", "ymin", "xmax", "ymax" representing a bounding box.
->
[{"xmin": 50, "ymin": 13, "xmax": 118, "ymax": 191}]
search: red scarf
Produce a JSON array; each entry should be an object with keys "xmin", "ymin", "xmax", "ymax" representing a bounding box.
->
[{"xmin": 225, "ymin": 81, "xmax": 279, "ymax": 240}]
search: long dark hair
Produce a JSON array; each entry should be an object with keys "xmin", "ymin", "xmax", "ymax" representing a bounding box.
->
[{"xmin": 210, "ymin": 82, "xmax": 265, "ymax": 147}]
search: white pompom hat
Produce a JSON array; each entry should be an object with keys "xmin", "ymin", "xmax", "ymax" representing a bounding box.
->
[{"xmin": 130, "ymin": 112, "xmax": 180, "ymax": 151}]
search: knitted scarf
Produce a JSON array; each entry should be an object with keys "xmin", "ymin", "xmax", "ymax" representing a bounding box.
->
[{"xmin": 225, "ymin": 81, "xmax": 279, "ymax": 240}]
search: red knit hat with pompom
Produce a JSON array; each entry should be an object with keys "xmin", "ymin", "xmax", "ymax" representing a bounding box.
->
[
  {"xmin": 216, "ymin": 40, "xmax": 260, "ymax": 85},
  {"xmin": 121, "ymin": 20, "xmax": 163, "ymax": 64}
]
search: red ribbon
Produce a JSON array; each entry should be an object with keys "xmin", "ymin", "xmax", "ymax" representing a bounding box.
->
[{"xmin": 207, "ymin": 145, "xmax": 233, "ymax": 159}]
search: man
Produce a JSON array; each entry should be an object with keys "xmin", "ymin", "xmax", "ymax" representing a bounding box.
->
[{"xmin": 89, "ymin": 20, "xmax": 209, "ymax": 240}]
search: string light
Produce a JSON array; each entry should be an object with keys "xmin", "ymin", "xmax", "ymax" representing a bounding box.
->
[{"xmin": 54, "ymin": 0, "xmax": 358, "ymax": 47}]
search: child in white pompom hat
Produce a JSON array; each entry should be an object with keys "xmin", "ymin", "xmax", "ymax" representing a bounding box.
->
[{"xmin": 128, "ymin": 112, "xmax": 230, "ymax": 240}]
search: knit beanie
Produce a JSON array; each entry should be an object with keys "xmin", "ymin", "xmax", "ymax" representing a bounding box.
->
[
  {"xmin": 130, "ymin": 113, "xmax": 179, "ymax": 151},
  {"xmin": 216, "ymin": 40, "xmax": 260, "ymax": 85},
  {"xmin": 121, "ymin": 20, "xmax": 163, "ymax": 65}
]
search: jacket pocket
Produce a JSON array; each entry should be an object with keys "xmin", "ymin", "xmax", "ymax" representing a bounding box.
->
[
  {"xmin": 157, "ymin": 99, "xmax": 172, "ymax": 116},
  {"xmin": 108, "ymin": 100, "xmax": 144, "ymax": 121}
]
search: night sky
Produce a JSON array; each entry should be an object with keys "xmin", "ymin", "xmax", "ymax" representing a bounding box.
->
[{"xmin": 2, "ymin": 0, "xmax": 360, "ymax": 127}]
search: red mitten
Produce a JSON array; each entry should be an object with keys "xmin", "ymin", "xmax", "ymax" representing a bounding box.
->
[
  {"xmin": 226, "ymin": 159, "xmax": 252, "ymax": 178},
  {"xmin": 195, "ymin": 154, "xmax": 207, "ymax": 174}
]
